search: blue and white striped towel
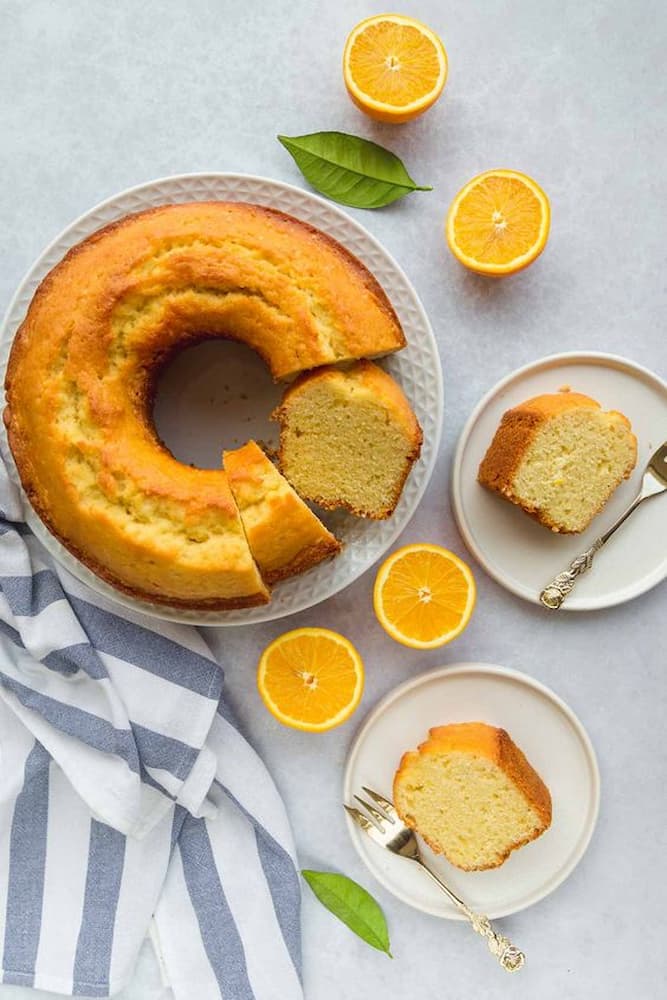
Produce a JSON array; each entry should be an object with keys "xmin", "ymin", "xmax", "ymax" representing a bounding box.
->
[{"xmin": 0, "ymin": 443, "xmax": 302, "ymax": 1000}]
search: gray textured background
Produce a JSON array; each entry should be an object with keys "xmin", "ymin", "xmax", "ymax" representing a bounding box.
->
[{"xmin": 1, "ymin": 1, "xmax": 666, "ymax": 998}]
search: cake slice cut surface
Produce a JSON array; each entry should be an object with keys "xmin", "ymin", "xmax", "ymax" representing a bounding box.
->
[
  {"xmin": 273, "ymin": 360, "xmax": 422, "ymax": 519},
  {"xmin": 223, "ymin": 440, "xmax": 341, "ymax": 584},
  {"xmin": 477, "ymin": 391, "xmax": 637, "ymax": 532},
  {"xmin": 393, "ymin": 722, "xmax": 552, "ymax": 871}
]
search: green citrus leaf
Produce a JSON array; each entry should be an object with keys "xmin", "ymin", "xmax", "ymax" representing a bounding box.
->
[
  {"xmin": 278, "ymin": 131, "xmax": 432, "ymax": 209},
  {"xmin": 302, "ymin": 869, "xmax": 392, "ymax": 956}
]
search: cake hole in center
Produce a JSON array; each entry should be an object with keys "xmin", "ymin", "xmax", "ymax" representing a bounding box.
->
[{"xmin": 153, "ymin": 339, "xmax": 283, "ymax": 470}]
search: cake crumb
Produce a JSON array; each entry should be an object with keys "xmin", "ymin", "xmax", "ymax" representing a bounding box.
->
[{"xmin": 557, "ymin": 384, "xmax": 571, "ymax": 393}]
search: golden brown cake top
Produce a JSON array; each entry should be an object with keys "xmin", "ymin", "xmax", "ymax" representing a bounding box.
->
[{"xmin": 506, "ymin": 390, "xmax": 600, "ymax": 415}]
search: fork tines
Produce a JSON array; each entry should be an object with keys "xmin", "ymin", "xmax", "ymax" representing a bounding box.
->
[
  {"xmin": 361, "ymin": 787, "xmax": 398, "ymax": 819},
  {"xmin": 343, "ymin": 803, "xmax": 375, "ymax": 832},
  {"xmin": 345, "ymin": 787, "xmax": 397, "ymax": 832}
]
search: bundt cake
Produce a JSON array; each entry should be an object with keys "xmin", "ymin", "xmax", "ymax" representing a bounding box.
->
[
  {"xmin": 478, "ymin": 391, "xmax": 637, "ymax": 533},
  {"xmin": 273, "ymin": 360, "xmax": 422, "ymax": 519},
  {"xmin": 3, "ymin": 202, "xmax": 405, "ymax": 608},
  {"xmin": 223, "ymin": 440, "xmax": 340, "ymax": 584},
  {"xmin": 393, "ymin": 722, "xmax": 552, "ymax": 871}
]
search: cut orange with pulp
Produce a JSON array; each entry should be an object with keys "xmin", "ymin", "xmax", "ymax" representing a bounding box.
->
[
  {"xmin": 446, "ymin": 169, "xmax": 550, "ymax": 276},
  {"xmin": 257, "ymin": 628, "xmax": 364, "ymax": 732},
  {"xmin": 374, "ymin": 544, "xmax": 476, "ymax": 649},
  {"xmin": 343, "ymin": 14, "xmax": 448, "ymax": 123}
]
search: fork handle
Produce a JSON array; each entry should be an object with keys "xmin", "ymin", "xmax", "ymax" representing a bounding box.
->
[
  {"xmin": 417, "ymin": 861, "xmax": 525, "ymax": 972},
  {"xmin": 539, "ymin": 490, "xmax": 651, "ymax": 609},
  {"xmin": 539, "ymin": 539, "xmax": 603, "ymax": 609},
  {"xmin": 463, "ymin": 910, "xmax": 526, "ymax": 972}
]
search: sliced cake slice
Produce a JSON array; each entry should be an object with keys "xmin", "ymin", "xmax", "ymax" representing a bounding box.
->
[
  {"xmin": 273, "ymin": 360, "xmax": 422, "ymax": 519},
  {"xmin": 478, "ymin": 391, "xmax": 637, "ymax": 533},
  {"xmin": 223, "ymin": 440, "xmax": 341, "ymax": 584},
  {"xmin": 393, "ymin": 722, "xmax": 552, "ymax": 871}
]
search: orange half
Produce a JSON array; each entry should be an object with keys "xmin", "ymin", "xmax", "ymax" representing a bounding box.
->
[
  {"xmin": 374, "ymin": 544, "xmax": 476, "ymax": 649},
  {"xmin": 257, "ymin": 628, "xmax": 364, "ymax": 732},
  {"xmin": 343, "ymin": 14, "xmax": 448, "ymax": 123},
  {"xmin": 446, "ymin": 169, "xmax": 550, "ymax": 276}
]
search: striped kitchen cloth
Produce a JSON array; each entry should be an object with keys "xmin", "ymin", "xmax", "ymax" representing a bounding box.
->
[{"xmin": 0, "ymin": 446, "xmax": 302, "ymax": 1000}]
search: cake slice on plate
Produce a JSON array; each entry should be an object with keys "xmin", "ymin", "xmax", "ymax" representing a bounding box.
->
[
  {"xmin": 393, "ymin": 722, "xmax": 552, "ymax": 871},
  {"xmin": 478, "ymin": 391, "xmax": 637, "ymax": 533}
]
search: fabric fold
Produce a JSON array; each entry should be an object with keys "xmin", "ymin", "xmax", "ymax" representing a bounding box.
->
[{"xmin": 0, "ymin": 445, "xmax": 302, "ymax": 999}]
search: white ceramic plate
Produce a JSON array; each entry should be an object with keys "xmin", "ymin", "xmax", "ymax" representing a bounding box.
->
[
  {"xmin": 343, "ymin": 663, "xmax": 600, "ymax": 920},
  {"xmin": 451, "ymin": 352, "xmax": 667, "ymax": 610},
  {"xmin": 0, "ymin": 174, "xmax": 443, "ymax": 625}
]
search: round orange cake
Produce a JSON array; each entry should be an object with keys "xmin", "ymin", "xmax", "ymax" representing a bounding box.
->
[{"xmin": 3, "ymin": 202, "xmax": 406, "ymax": 608}]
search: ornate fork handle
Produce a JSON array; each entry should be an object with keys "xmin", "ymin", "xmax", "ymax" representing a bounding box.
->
[
  {"xmin": 466, "ymin": 910, "xmax": 526, "ymax": 971},
  {"xmin": 539, "ymin": 540, "xmax": 602, "ymax": 609},
  {"xmin": 417, "ymin": 860, "xmax": 525, "ymax": 971}
]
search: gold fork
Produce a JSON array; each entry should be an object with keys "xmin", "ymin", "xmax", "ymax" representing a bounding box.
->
[
  {"xmin": 345, "ymin": 786, "xmax": 525, "ymax": 972},
  {"xmin": 540, "ymin": 440, "xmax": 667, "ymax": 609}
]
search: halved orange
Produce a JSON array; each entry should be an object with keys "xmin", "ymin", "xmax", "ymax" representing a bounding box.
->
[
  {"xmin": 374, "ymin": 544, "xmax": 476, "ymax": 649},
  {"xmin": 446, "ymin": 169, "xmax": 550, "ymax": 276},
  {"xmin": 343, "ymin": 14, "xmax": 448, "ymax": 123},
  {"xmin": 257, "ymin": 628, "xmax": 364, "ymax": 732}
]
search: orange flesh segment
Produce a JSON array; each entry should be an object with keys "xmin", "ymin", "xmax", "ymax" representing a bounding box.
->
[
  {"xmin": 380, "ymin": 550, "xmax": 471, "ymax": 643},
  {"xmin": 348, "ymin": 22, "xmax": 442, "ymax": 105},
  {"xmin": 262, "ymin": 634, "xmax": 361, "ymax": 725},
  {"xmin": 453, "ymin": 176, "xmax": 544, "ymax": 265}
]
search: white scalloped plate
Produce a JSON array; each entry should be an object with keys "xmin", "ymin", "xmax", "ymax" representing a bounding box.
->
[
  {"xmin": 344, "ymin": 663, "xmax": 600, "ymax": 920},
  {"xmin": 0, "ymin": 174, "xmax": 442, "ymax": 625}
]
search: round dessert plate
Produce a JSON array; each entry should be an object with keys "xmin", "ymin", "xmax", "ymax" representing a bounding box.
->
[
  {"xmin": 0, "ymin": 173, "xmax": 442, "ymax": 625},
  {"xmin": 343, "ymin": 663, "xmax": 600, "ymax": 920},
  {"xmin": 451, "ymin": 352, "xmax": 667, "ymax": 610}
]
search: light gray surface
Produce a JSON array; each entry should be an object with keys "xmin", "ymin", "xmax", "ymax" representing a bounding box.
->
[{"xmin": 0, "ymin": 1, "xmax": 665, "ymax": 999}]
